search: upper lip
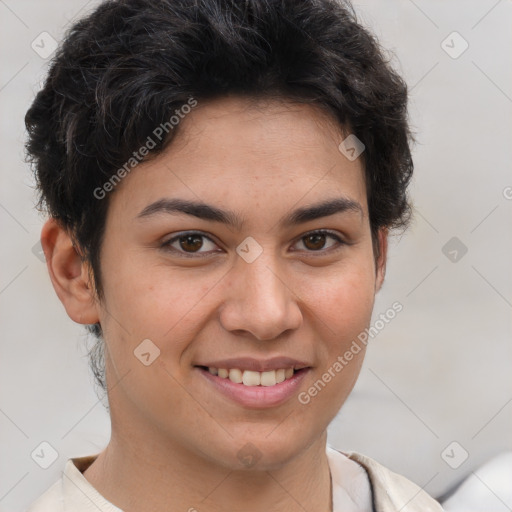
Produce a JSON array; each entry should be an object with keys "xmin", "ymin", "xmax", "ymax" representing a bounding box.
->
[{"xmin": 194, "ymin": 356, "xmax": 311, "ymax": 372}]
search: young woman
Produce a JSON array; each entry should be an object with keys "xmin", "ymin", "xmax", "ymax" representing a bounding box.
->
[{"xmin": 25, "ymin": 0, "xmax": 443, "ymax": 510}]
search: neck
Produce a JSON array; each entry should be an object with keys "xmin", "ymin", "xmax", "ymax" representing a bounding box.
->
[{"xmin": 83, "ymin": 428, "xmax": 332, "ymax": 512}]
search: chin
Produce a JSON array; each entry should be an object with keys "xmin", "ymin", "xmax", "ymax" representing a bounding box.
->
[{"xmin": 208, "ymin": 429, "xmax": 319, "ymax": 472}]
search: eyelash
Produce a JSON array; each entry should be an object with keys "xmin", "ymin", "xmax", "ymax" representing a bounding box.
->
[{"xmin": 161, "ymin": 230, "xmax": 346, "ymax": 258}]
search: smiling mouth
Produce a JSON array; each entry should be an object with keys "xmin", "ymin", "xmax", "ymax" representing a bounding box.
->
[{"xmin": 196, "ymin": 366, "xmax": 305, "ymax": 387}]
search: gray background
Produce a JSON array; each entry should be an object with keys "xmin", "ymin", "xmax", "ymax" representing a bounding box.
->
[{"xmin": 1, "ymin": 1, "xmax": 511, "ymax": 511}]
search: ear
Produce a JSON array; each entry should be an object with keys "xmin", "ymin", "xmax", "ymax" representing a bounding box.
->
[
  {"xmin": 375, "ymin": 227, "xmax": 388, "ymax": 292},
  {"xmin": 40, "ymin": 218, "xmax": 100, "ymax": 325}
]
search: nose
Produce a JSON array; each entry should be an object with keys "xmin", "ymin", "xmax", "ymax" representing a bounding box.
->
[{"xmin": 218, "ymin": 249, "xmax": 303, "ymax": 341}]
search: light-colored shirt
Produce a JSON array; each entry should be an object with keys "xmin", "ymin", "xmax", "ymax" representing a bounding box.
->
[{"xmin": 26, "ymin": 445, "xmax": 443, "ymax": 511}]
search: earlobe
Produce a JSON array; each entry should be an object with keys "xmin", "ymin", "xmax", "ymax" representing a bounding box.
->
[
  {"xmin": 40, "ymin": 218, "xmax": 100, "ymax": 325},
  {"xmin": 375, "ymin": 227, "xmax": 388, "ymax": 292}
]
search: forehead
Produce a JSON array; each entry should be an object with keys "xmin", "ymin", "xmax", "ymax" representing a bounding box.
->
[{"xmin": 109, "ymin": 96, "xmax": 368, "ymax": 221}]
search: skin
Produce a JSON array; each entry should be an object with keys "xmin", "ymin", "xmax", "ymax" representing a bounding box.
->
[{"xmin": 41, "ymin": 96, "xmax": 387, "ymax": 512}]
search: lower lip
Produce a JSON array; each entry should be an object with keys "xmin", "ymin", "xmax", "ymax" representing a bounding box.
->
[{"xmin": 195, "ymin": 367, "xmax": 310, "ymax": 408}]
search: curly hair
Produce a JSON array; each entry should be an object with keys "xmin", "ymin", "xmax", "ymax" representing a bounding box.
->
[{"xmin": 25, "ymin": 0, "xmax": 413, "ymax": 396}]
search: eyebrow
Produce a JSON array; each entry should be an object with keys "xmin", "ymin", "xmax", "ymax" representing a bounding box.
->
[{"xmin": 136, "ymin": 197, "xmax": 363, "ymax": 229}]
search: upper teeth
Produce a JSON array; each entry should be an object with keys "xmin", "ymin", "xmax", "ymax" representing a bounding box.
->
[{"xmin": 208, "ymin": 367, "xmax": 294, "ymax": 386}]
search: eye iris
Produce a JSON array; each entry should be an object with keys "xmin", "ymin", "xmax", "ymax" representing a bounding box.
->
[
  {"xmin": 179, "ymin": 234, "xmax": 203, "ymax": 252},
  {"xmin": 304, "ymin": 233, "xmax": 326, "ymax": 250}
]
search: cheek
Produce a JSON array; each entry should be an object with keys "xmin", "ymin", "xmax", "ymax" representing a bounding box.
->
[
  {"xmin": 101, "ymin": 253, "xmax": 214, "ymax": 337},
  {"xmin": 298, "ymin": 266, "xmax": 374, "ymax": 421},
  {"xmin": 98, "ymin": 262, "xmax": 210, "ymax": 425},
  {"xmin": 98, "ymin": 257, "xmax": 224, "ymax": 392},
  {"xmin": 300, "ymin": 257, "xmax": 375, "ymax": 399},
  {"xmin": 309, "ymin": 259, "xmax": 376, "ymax": 341}
]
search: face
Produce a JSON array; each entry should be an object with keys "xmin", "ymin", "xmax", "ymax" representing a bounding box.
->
[{"xmin": 63, "ymin": 96, "xmax": 386, "ymax": 470}]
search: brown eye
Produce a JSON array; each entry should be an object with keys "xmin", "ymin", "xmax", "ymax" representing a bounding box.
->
[
  {"xmin": 303, "ymin": 233, "xmax": 328, "ymax": 251},
  {"xmin": 295, "ymin": 230, "xmax": 344, "ymax": 253},
  {"xmin": 162, "ymin": 231, "xmax": 219, "ymax": 256},
  {"xmin": 178, "ymin": 234, "xmax": 204, "ymax": 252}
]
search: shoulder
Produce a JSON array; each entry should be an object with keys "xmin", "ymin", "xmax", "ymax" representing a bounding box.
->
[{"xmin": 328, "ymin": 447, "xmax": 444, "ymax": 512}]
